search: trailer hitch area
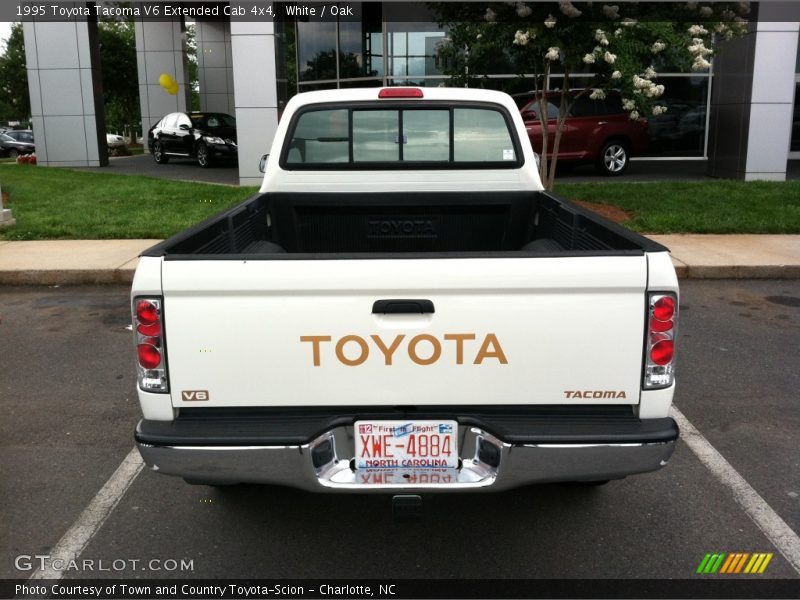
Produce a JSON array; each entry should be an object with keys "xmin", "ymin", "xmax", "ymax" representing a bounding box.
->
[{"xmin": 392, "ymin": 494, "xmax": 423, "ymax": 522}]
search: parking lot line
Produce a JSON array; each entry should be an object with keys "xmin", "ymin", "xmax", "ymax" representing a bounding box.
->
[
  {"xmin": 672, "ymin": 405, "xmax": 800, "ymax": 575},
  {"xmin": 21, "ymin": 407, "xmax": 800, "ymax": 580},
  {"xmin": 28, "ymin": 447, "xmax": 143, "ymax": 581}
]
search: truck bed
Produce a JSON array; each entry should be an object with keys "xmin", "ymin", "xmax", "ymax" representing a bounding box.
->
[{"xmin": 142, "ymin": 191, "xmax": 666, "ymax": 259}]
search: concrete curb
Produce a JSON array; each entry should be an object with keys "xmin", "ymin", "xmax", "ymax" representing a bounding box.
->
[
  {"xmin": 679, "ymin": 265, "xmax": 800, "ymax": 280},
  {"xmin": 0, "ymin": 269, "xmax": 135, "ymax": 285}
]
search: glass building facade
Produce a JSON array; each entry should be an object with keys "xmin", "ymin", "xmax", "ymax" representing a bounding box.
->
[{"xmin": 282, "ymin": 2, "xmax": 719, "ymax": 159}]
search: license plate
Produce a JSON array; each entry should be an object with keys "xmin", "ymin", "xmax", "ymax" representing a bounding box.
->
[{"xmin": 354, "ymin": 420, "xmax": 458, "ymax": 470}]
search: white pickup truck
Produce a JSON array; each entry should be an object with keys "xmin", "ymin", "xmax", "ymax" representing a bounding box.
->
[{"xmin": 132, "ymin": 87, "xmax": 679, "ymax": 492}]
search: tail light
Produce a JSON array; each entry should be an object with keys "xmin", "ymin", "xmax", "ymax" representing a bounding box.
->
[
  {"xmin": 643, "ymin": 292, "xmax": 677, "ymax": 389},
  {"xmin": 133, "ymin": 297, "xmax": 169, "ymax": 393}
]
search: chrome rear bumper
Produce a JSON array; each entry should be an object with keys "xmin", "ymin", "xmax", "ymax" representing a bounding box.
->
[{"xmin": 136, "ymin": 420, "xmax": 678, "ymax": 492}]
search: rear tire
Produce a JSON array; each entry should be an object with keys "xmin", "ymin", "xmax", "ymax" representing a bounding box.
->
[
  {"xmin": 596, "ymin": 140, "xmax": 629, "ymax": 176},
  {"xmin": 152, "ymin": 141, "xmax": 169, "ymax": 164},
  {"xmin": 196, "ymin": 143, "xmax": 212, "ymax": 168}
]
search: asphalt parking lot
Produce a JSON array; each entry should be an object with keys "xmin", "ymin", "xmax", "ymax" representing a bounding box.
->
[
  {"xmin": 0, "ymin": 281, "xmax": 798, "ymax": 590},
  {"xmin": 88, "ymin": 154, "xmax": 240, "ymax": 186}
]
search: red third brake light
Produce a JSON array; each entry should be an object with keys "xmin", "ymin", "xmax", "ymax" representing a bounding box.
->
[{"xmin": 378, "ymin": 88, "xmax": 424, "ymax": 99}]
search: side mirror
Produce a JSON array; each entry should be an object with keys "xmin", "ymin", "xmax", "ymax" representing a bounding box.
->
[
  {"xmin": 523, "ymin": 110, "xmax": 537, "ymax": 121},
  {"xmin": 179, "ymin": 124, "xmax": 190, "ymax": 130},
  {"xmin": 259, "ymin": 154, "xmax": 269, "ymax": 173}
]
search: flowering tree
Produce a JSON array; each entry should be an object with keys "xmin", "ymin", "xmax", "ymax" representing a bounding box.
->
[{"xmin": 431, "ymin": 1, "xmax": 749, "ymax": 189}]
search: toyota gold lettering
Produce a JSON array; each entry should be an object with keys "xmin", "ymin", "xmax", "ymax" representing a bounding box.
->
[{"xmin": 299, "ymin": 333, "xmax": 508, "ymax": 367}]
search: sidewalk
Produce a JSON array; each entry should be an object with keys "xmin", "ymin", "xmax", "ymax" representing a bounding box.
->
[{"xmin": 0, "ymin": 235, "xmax": 799, "ymax": 285}]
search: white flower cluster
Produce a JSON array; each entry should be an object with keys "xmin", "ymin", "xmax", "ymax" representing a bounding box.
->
[
  {"xmin": 688, "ymin": 24, "xmax": 708, "ymax": 36},
  {"xmin": 484, "ymin": 7, "xmax": 496, "ymax": 22},
  {"xmin": 513, "ymin": 30, "xmax": 531, "ymax": 46},
  {"xmin": 651, "ymin": 40, "xmax": 666, "ymax": 53},
  {"xmin": 633, "ymin": 75, "xmax": 665, "ymax": 98},
  {"xmin": 589, "ymin": 88, "xmax": 606, "ymax": 100},
  {"xmin": 477, "ymin": 33, "xmax": 483, "ymax": 40},
  {"xmin": 516, "ymin": 2, "xmax": 532, "ymax": 18},
  {"xmin": 611, "ymin": 70, "xmax": 622, "ymax": 79},
  {"xmin": 622, "ymin": 98, "xmax": 636, "ymax": 111},
  {"xmin": 629, "ymin": 110, "xmax": 640, "ymax": 120},
  {"xmin": 544, "ymin": 14, "xmax": 557, "ymax": 28},
  {"xmin": 699, "ymin": 6, "xmax": 713, "ymax": 17},
  {"xmin": 688, "ymin": 36, "xmax": 712, "ymax": 70},
  {"xmin": 644, "ymin": 66, "xmax": 657, "ymax": 79},
  {"xmin": 621, "ymin": 18, "xmax": 637, "ymax": 27},
  {"xmin": 559, "ymin": 0, "xmax": 582, "ymax": 18},
  {"xmin": 595, "ymin": 29, "xmax": 610, "ymax": 46},
  {"xmin": 614, "ymin": 28, "xmax": 623, "ymax": 36},
  {"xmin": 604, "ymin": 51, "xmax": 617, "ymax": 64},
  {"xmin": 652, "ymin": 105, "xmax": 668, "ymax": 116},
  {"xmin": 545, "ymin": 46, "xmax": 561, "ymax": 61},
  {"xmin": 602, "ymin": 4, "xmax": 620, "ymax": 19},
  {"xmin": 583, "ymin": 53, "xmax": 596, "ymax": 64}
]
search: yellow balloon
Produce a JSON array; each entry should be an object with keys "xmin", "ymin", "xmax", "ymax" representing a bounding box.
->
[
  {"xmin": 167, "ymin": 82, "xmax": 179, "ymax": 96},
  {"xmin": 158, "ymin": 73, "xmax": 175, "ymax": 89}
]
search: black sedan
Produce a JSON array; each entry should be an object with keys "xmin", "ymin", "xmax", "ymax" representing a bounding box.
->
[
  {"xmin": 0, "ymin": 130, "xmax": 35, "ymax": 158},
  {"xmin": 147, "ymin": 112, "xmax": 237, "ymax": 168}
]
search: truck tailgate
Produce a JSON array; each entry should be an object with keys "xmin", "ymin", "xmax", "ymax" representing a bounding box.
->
[{"xmin": 161, "ymin": 256, "xmax": 647, "ymax": 408}]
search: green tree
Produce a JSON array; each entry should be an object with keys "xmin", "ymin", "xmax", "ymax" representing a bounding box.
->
[
  {"xmin": 98, "ymin": 20, "xmax": 140, "ymax": 139},
  {"xmin": 430, "ymin": 1, "xmax": 748, "ymax": 189},
  {"xmin": 184, "ymin": 23, "xmax": 200, "ymax": 111},
  {"xmin": 0, "ymin": 23, "xmax": 31, "ymax": 124}
]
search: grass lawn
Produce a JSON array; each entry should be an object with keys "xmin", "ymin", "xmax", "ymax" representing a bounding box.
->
[
  {"xmin": 554, "ymin": 180, "xmax": 800, "ymax": 234},
  {"xmin": 0, "ymin": 165, "xmax": 798, "ymax": 240},
  {"xmin": 0, "ymin": 165, "xmax": 256, "ymax": 240}
]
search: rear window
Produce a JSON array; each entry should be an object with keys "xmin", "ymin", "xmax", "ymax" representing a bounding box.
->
[
  {"xmin": 284, "ymin": 105, "xmax": 520, "ymax": 168},
  {"xmin": 7, "ymin": 131, "xmax": 33, "ymax": 143}
]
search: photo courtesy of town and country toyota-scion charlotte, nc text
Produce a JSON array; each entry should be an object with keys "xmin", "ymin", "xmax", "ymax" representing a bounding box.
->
[
  {"xmin": 14, "ymin": 583, "xmax": 391, "ymax": 598},
  {"xmin": 12, "ymin": 2, "xmax": 356, "ymax": 19}
]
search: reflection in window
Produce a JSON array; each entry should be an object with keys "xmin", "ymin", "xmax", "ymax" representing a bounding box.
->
[
  {"xmin": 642, "ymin": 76, "xmax": 709, "ymax": 157},
  {"xmin": 388, "ymin": 24, "xmax": 446, "ymax": 79},
  {"xmin": 297, "ymin": 17, "xmax": 337, "ymax": 81},
  {"xmin": 284, "ymin": 107, "xmax": 518, "ymax": 167},
  {"xmin": 338, "ymin": 3, "xmax": 383, "ymax": 78},
  {"xmin": 353, "ymin": 110, "xmax": 399, "ymax": 162},
  {"xmin": 404, "ymin": 110, "xmax": 449, "ymax": 161},
  {"xmin": 791, "ymin": 82, "xmax": 800, "ymax": 152},
  {"xmin": 287, "ymin": 109, "xmax": 349, "ymax": 163},
  {"xmin": 454, "ymin": 109, "xmax": 515, "ymax": 162}
]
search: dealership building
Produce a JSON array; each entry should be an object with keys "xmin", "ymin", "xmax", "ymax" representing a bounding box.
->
[{"xmin": 19, "ymin": 1, "xmax": 800, "ymax": 185}]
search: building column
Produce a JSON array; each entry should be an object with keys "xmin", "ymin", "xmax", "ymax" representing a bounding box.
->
[
  {"xmin": 708, "ymin": 3, "xmax": 800, "ymax": 181},
  {"xmin": 230, "ymin": 14, "xmax": 280, "ymax": 186},
  {"xmin": 135, "ymin": 19, "xmax": 190, "ymax": 144},
  {"xmin": 23, "ymin": 4, "xmax": 107, "ymax": 167},
  {"xmin": 196, "ymin": 18, "xmax": 235, "ymax": 114}
]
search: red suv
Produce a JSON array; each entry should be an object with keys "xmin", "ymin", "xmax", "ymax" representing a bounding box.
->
[{"xmin": 519, "ymin": 92, "xmax": 649, "ymax": 176}]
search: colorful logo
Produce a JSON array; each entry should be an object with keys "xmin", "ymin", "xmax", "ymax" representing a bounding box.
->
[{"xmin": 696, "ymin": 553, "xmax": 773, "ymax": 574}]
